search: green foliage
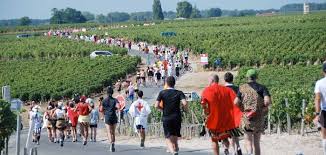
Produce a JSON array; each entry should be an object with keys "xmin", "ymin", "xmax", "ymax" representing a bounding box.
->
[
  {"xmin": 107, "ymin": 12, "xmax": 130, "ymax": 23},
  {"xmin": 191, "ymin": 6, "xmax": 202, "ymax": 18},
  {"xmin": 19, "ymin": 16, "xmax": 32, "ymax": 26},
  {"xmin": 83, "ymin": 13, "xmax": 326, "ymax": 67},
  {"xmin": 235, "ymin": 65, "xmax": 323, "ymax": 127},
  {"xmin": 0, "ymin": 36, "xmax": 127, "ymax": 60},
  {"xmin": 176, "ymin": 1, "xmax": 193, "ymax": 18},
  {"xmin": 50, "ymin": 8, "xmax": 87, "ymax": 24},
  {"xmin": 82, "ymin": 11, "xmax": 95, "ymax": 21},
  {"xmin": 207, "ymin": 8, "xmax": 222, "ymax": 17},
  {"xmin": 152, "ymin": 0, "xmax": 164, "ymax": 20},
  {"xmin": 0, "ymin": 56, "xmax": 140, "ymax": 101},
  {"xmin": 0, "ymin": 100, "xmax": 16, "ymax": 152}
]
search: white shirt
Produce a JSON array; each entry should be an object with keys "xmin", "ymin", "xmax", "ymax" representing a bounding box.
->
[
  {"xmin": 315, "ymin": 77, "xmax": 326, "ymax": 110},
  {"xmin": 128, "ymin": 99, "xmax": 151, "ymax": 132},
  {"xmin": 55, "ymin": 109, "xmax": 65, "ymax": 119}
]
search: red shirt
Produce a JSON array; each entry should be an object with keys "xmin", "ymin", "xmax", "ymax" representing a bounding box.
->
[
  {"xmin": 76, "ymin": 102, "xmax": 90, "ymax": 116},
  {"xmin": 163, "ymin": 60, "xmax": 168, "ymax": 71},
  {"xmin": 201, "ymin": 83, "xmax": 242, "ymax": 132}
]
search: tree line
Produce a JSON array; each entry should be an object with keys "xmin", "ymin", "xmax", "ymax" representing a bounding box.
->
[{"xmin": 1, "ymin": 1, "xmax": 326, "ymax": 27}]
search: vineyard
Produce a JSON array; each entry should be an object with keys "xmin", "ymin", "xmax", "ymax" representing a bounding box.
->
[
  {"xmin": 0, "ymin": 56, "xmax": 140, "ymax": 101},
  {"xmin": 80, "ymin": 13, "xmax": 326, "ymax": 67},
  {"xmin": 0, "ymin": 36, "xmax": 127, "ymax": 60}
]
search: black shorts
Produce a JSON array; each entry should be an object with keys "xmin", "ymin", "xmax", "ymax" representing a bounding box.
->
[
  {"xmin": 141, "ymin": 77, "xmax": 145, "ymax": 81},
  {"xmin": 104, "ymin": 116, "xmax": 118, "ymax": 125},
  {"xmin": 163, "ymin": 118, "xmax": 181, "ymax": 138},
  {"xmin": 136, "ymin": 125, "xmax": 145, "ymax": 130},
  {"xmin": 319, "ymin": 110, "xmax": 326, "ymax": 128},
  {"xmin": 90, "ymin": 124, "xmax": 98, "ymax": 128}
]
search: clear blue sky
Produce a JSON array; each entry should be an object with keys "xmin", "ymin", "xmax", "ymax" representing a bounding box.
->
[{"xmin": 0, "ymin": 0, "xmax": 324, "ymax": 19}]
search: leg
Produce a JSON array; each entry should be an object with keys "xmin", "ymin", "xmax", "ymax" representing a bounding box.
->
[
  {"xmin": 165, "ymin": 138, "xmax": 174, "ymax": 153},
  {"xmin": 244, "ymin": 132, "xmax": 254, "ymax": 155},
  {"xmin": 231, "ymin": 137, "xmax": 242, "ymax": 155},
  {"xmin": 94, "ymin": 127, "xmax": 97, "ymax": 142},
  {"xmin": 322, "ymin": 127, "xmax": 326, "ymax": 155},
  {"xmin": 140, "ymin": 128, "xmax": 145, "ymax": 147},
  {"xmin": 211, "ymin": 141, "xmax": 219, "ymax": 155},
  {"xmin": 84, "ymin": 123, "xmax": 89, "ymax": 143},
  {"xmin": 253, "ymin": 132, "xmax": 261, "ymax": 155},
  {"xmin": 47, "ymin": 128, "xmax": 52, "ymax": 142},
  {"xmin": 90, "ymin": 127, "xmax": 93, "ymax": 141},
  {"xmin": 80, "ymin": 123, "xmax": 85, "ymax": 140},
  {"xmin": 222, "ymin": 138, "xmax": 230, "ymax": 154},
  {"xmin": 109, "ymin": 124, "xmax": 116, "ymax": 143}
]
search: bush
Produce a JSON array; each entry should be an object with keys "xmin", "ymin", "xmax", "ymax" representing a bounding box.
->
[{"xmin": 0, "ymin": 100, "xmax": 16, "ymax": 152}]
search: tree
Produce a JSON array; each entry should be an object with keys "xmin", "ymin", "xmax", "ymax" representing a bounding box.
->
[
  {"xmin": 0, "ymin": 100, "xmax": 16, "ymax": 153},
  {"xmin": 152, "ymin": 0, "xmax": 164, "ymax": 20},
  {"xmin": 163, "ymin": 11, "xmax": 177, "ymax": 19},
  {"xmin": 50, "ymin": 8, "xmax": 86, "ymax": 24},
  {"xmin": 107, "ymin": 12, "xmax": 130, "ymax": 23},
  {"xmin": 176, "ymin": 1, "xmax": 192, "ymax": 18},
  {"xmin": 130, "ymin": 12, "xmax": 153, "ymax": 21},
  {"xmin": 82, "ymin": 11, "xmax": 95, "ymax": 21},
  {"xmin": 190, "ymin": 6, "xmax": 201, "ymax": 18},
  {"xmin": 19, "ymin": 16, "xmax": 31, "ymax": 26},
  {"xmin": 207, "ymin": 8, "xmax": 222, "ymax": 17},
  {"xmin": 96, "ymin": 14, "xmax": 107, "ymax": 23}
]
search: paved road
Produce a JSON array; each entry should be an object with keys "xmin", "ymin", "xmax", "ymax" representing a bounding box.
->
[{"xmin": 8, "ymin": 47, "xmax": 214, "ymax": 155}]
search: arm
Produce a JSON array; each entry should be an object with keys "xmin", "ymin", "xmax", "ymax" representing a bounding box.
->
[
  {"xmin": 154, "ymin": 101, "xmax": 162, "ymax": 110},
  {"xmin": 181, "ymin": 99, "xmax": 188, "ymax": 112},
  {"xmin": 315, "ymin": 93, "xmax": 321, "ymax": 114}
]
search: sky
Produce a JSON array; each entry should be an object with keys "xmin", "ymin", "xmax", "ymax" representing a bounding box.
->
[{"xmin": 0, "ymin": 0, "xmax": 325, "ymax": 20}]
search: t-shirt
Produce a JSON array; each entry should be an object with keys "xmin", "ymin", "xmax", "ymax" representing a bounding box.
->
[
  {"xmin": 155, "ymin": 72, "xmax": 162, "ymax": 79},
  {"xmin": 225, "ymin": 83, "xmax": 239, "ymax": 94},
  {"xmin": 128, "ymin": 85, "xmax": 135, "ymax": 95},
  {"xmin": 315, "ymin": 77, "xmax": 326, "ymax": 110},
  {"xmin": 237, "ymin": 82, "xmax": 270, "ymax": 99},
  {"xmin": 77, "ymin": 102, "xmax": 90, "ymax": 116},
  {"xmin": 90, "ymin": 109, "xmax": 99, "ymax": 125},
  {"xmin": 156, "ymin": 89, "xmax": 186, "ymax": 120},
  {"xmin": 55, "ymin": 109, "xmax": 65, "ymax": 119}
]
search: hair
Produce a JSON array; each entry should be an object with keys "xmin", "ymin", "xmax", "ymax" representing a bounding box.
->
[
  {"xmin": 107, "ymin": 86, "xmax": 114, "ymax": 96},
  {"xmin": 69, "ymin": 102, "xmax": 75, "ymax": 108},
  {"xmin": 166, "ymin": 76, "xmax": 176, "ymax": 87},
  {"xmin": 211, "ymin": 74, "xmax": 219, "ymax": 83},
  {"xmin": 224, "ymin": 72, "xmax": 234, "ymax": 83},
  {"xmin": 137, "ymin": 90, "xmax": 144, "ymax": 98}
]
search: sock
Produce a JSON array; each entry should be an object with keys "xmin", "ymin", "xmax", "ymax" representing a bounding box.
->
[{"xmin": 323, "ymin": 139, "xmax": 326, "ymax": 155}]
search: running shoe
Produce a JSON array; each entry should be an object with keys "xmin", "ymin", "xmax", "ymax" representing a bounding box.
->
[
  {"xmin": 60, "ymin": 140, "xmax": 63, "ymax": 147},
  {"xmin": 83, "ymin": 141, "xmax": 87, "ymax": 145},
  {"xmin": 140, "ymin": 141, "xmax": 145, "ymax": 149},
  {"xmin": 110, "ymin": 143, "xmax": 115, "ymax": 152}
]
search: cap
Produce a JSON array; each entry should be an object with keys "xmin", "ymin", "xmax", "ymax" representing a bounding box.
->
[
  {"xmin": 246, "ymin": 69, "xmax": 258, "ymax": 78},
  {"xmin": 323, "ymin": 63, "xmax": 326, "ymax": 72}
]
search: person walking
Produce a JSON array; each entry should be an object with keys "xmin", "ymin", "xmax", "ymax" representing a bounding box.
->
[
  {"xmin": 31, "ymin": 106, "xmax": 43, "ymax": 145},
  {"xmin": 155, "ymin": 76, "xmax": 188, "ymax": 155},
  {"xmin": 76, "ymin": 96, "xmax": 91, "ymax": 145},
  {"xmin": 90, "ymin": 102, "xmax": 99, "ymax": 142},
  {"xmin": 67, "ymin": 101, "xmax": 79, "ymax": 142},
  {"xmin": 53, "ymin": 102, "xmax": 67, "ymax": 147},
  {"xmin": 201, "ymin": 75, "xmax": 242, "ymax": 155},
  {"xmin": 224, "ymin": 72, "xmax": 243, "ymax": 155},
  {"xmin": 314, "ymin": 63, "xmax": 326, "ymax": 155},
  {"xmin": 234, "ymin": 69, "xmax": 271, "ymax": 155},
  {"xmin": 102, "ymin": 86, "xmax": 120, "ymax": 152},
  {"xmin": 129, "ymin": 90, "xmax": 151, "ymax": 148}
]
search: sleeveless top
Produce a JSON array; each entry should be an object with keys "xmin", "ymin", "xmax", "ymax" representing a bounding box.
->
[{"xmin": 102, "ymin": 96, "xmax": 118, "ymax": 120}]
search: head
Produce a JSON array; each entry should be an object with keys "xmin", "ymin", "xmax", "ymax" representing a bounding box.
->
[
  {"xmin": 246, "ymin": 69, "xmax": 258, "ymax": 81},
  {"xmin": 80, "ymin": 95, "xmax": 87, "ymax": 103},
  {"xmin": 224, "ymin": 72, "xmax": 234, "ymax": 83},
  {"xmin": 69, "ymin": 102, "xmax": 75, "ymax": 108},
  {"xmin": 166, "ymin": 76, "xmax": 176, "ymax": 88},
  {"xmin": 137, "ymin": 90, "xmax": 144, "ymax": 99},
  {"xmin": 209, "ymin": 74, "xmax": 219, "ymax": 85},
  {"xmin": 107, "ymin": 86, "xmax": 114, "ymax": 96},
  {"xmin": 323, "ymin": 62, "xmax": 326, "ymax": 76}
]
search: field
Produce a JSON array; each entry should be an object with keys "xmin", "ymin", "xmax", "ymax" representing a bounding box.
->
[
  {"xmin": 80, "ymin": 13, "xmax": 326, "ymax": 67},
  {"xmin": 0, "ymin": 35, "xmax": 140, "ymax": 101}
]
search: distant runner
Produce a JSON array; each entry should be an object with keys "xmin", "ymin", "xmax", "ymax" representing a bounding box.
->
[
  {"xmin": 31, "ymin": 106, "xmax": 43, "ymax": 145},
  {"xmin": 76, "ymin": 96, "xmax": 91, "ymax": 145},
  {"xmin": 129, "ymin": 90, "xmax": 151, "ymax": 148},
  {"xmin": 90, "ymin": 101, "xmax": 99, "ymax": 142},
  {"xmin": 314, "ymin": 63, "xmax": 326, "ymax": 155},
  {"xmin": 155, "ymin": 76, "xmax": 188, "ymax": 155}
]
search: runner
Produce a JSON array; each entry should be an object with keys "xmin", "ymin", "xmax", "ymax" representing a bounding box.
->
[
  {"xmin": 76, "ymin": 96, "xmax": 91, "ymax": 145},
  {"xmin": 224, "ymin": 72, "xmax": 243, "ymax": 155},
  {"xmin": 67, "ymin": 101, "xmax": 79, "ymax": 142},
  {"xmin": 314, "ymin": 63, "xmax": 326, "ymax": 155},
  {"xmin": 129, "ymin": 90, "xmax": 151, "ymax": 148},
  {"xmin": 147, "ymin": 67, "xmax": 154, "ymax": 86},
  {"xmin": 155, "ymin": 69, "xmax": 162, "ymax": 86},
  {"xmin": 53, "ymin": 102, "xmax": 67, "ymax": 147},
  {"xmin": 140, "ymin": 69, "xmax": 146, "ymax": 87},
  {"xmin": 90, "ymin": 102, "xmax": 99, "ymax": 142},
  {"xmin": 234, "ymin": 69, "xmax": 271, "ymax": 155},
  {"xmin": 44, "ymin": 105, "xmax": 54, "ymax": 142},
  {"xmin": 102, "ymin": 86, "xmax": 120, "ymax": 152},
  {"xmin": 201, "ymin": 74, "xmax": 242, "ymax": 155},
  {"xmin": 128, "ymin": 83, "xmax": 135, "ymax": 102},
  {"xmin": 31, "ymin": 106, "xmax": 43, "ymax": 145},
  {"xmin": 155, "ymin": 76, "xmax": 188, "ymax": 155}
]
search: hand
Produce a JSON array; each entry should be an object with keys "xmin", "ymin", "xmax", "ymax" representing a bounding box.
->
[{"xmin": 313, "ymin": 115, "xmax": 320, "ymax": 126}]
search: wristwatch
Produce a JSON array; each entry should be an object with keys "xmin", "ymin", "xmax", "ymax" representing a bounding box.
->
[{"xmin": 315, "ymin": 112, "xmax": 320, "ymax": 116}]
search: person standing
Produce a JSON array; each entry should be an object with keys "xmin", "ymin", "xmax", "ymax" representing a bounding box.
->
[
  {"xmin": 201, "ymin": 75, "xmax": 242, "ymax": 155},
  {"xmin": 102, "ymin": 86, "xmax": 120, "ymax": 152},
  {"xmin": 76, "ymin": 96, "xmax": 91, "ymax": 145},
  {"xmin": 224, "ymin": 72, "xmax": 243, "ymax": 155},
  {"xmin": 314, "ymin": 63, "xmax": 326, "ymax": 155},
  {"xmin": 129, "ymin": 90, "xmax": 151, "ymax": 148},
  {"xmin": 155, "ymin": 76, "xmax": 188, "ymax": 155},
  {"xmin": 90, "ymin": 103, "xmax": 99, "ymax": 142},
  {"xmin": 234, "ymin": 69, "xmax": 271, "ymax": 155}
]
